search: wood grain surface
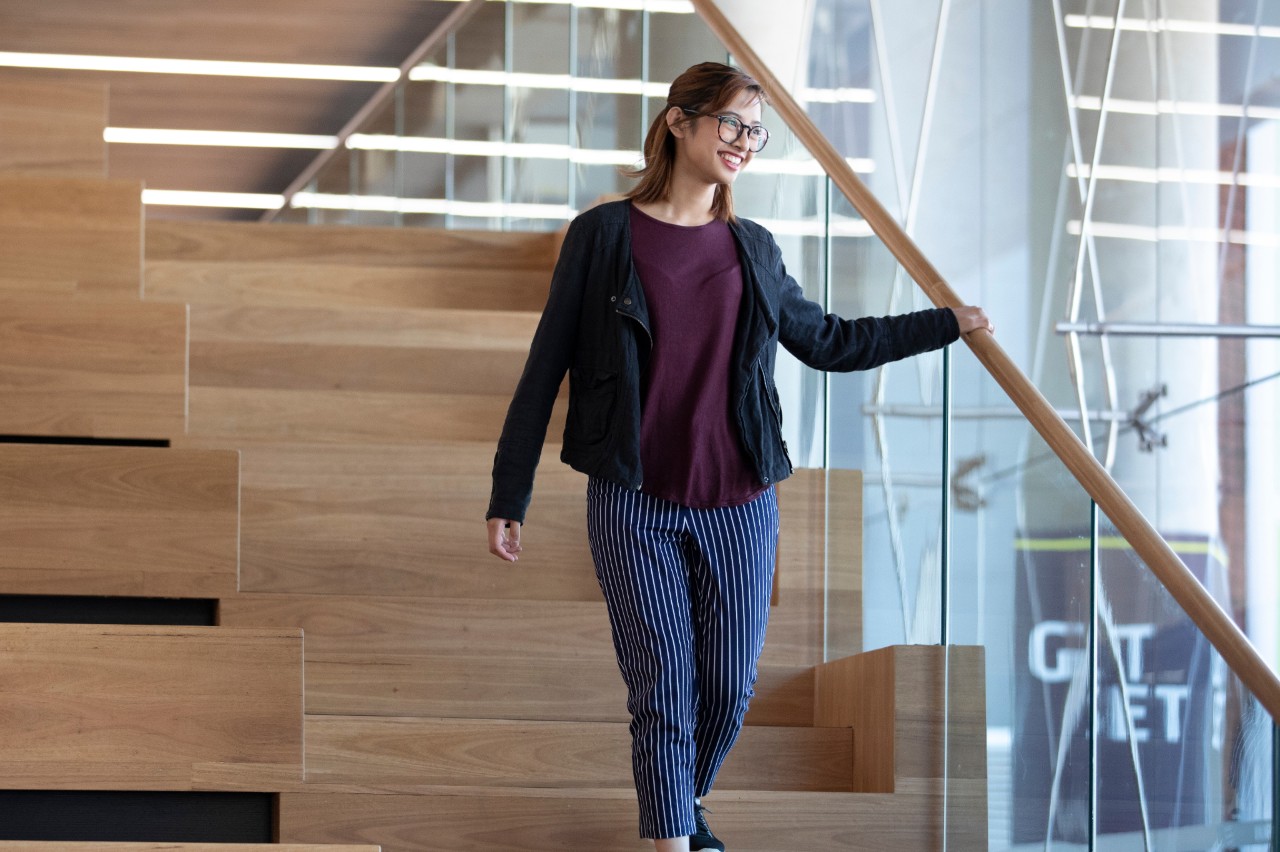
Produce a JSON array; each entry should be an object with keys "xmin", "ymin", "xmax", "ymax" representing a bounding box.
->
[
  {"xmin": 0, "ymin": 298, "xmax": 186, "ymax": 439},
  {"xmin": 0, "ymin": 444, "xmax": 238, "ymax": 597},
  {"xmin": 0, "ymin": 176, "xmax": 141, "ymax": 299},
  {"xmin": 0, "ymin": 78, "xmax": 106, "ymax": 176},
  {"xmin": 0, "ymin": 623, "xmax": 302, "ymax": 790}
]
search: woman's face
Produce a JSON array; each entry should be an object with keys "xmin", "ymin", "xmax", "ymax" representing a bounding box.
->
[{"xmin": 669, "ymin": 88, "xmax": 763, "ymax": 187}]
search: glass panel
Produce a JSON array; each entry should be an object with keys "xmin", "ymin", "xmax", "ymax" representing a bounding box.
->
[
  {"xmin": 1094, "ymin": 511, "xmax": 1273, "ymax": 850},
  {"xmin": 944, "ymin": 346, "xmax": 1097, "ymax": 847},
  {"xmin": 576, "ymin": 7, "xmax": 643, "ymax": 82}
]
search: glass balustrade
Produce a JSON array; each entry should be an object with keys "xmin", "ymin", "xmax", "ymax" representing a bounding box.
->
[{"xmin": 276, "ymin": 0, "xmax": 1280, "ymax": 847}]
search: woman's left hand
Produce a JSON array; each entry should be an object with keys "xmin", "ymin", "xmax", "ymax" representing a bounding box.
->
[{"xmin": 952, "ymin": 306, "xmax": 994, "ymax": 336}]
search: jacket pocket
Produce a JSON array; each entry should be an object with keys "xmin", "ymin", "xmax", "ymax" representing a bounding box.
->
[{"xmin": 567, "ymin": 367, "xmax": 617, "ymax": 446}]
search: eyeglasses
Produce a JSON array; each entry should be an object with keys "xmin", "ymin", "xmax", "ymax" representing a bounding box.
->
[{"xmin": 681, "ymin": 108, "xmax": 770, "ymax": 153}]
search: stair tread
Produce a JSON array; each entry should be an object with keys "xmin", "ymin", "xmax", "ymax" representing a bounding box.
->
[
  {"xmin": 304, "ymin": 716, "xmax": 853, "ymax": 792},
  {"xmin": 0, "ymin": 443, "xmax": 238, "ymax": 598},
  {"xmin": 0, "ymin": 623, "xmax": 302, "ymax": 790},
  {"xmin": 0, "ymin": 297, "xmax": 186, "ymax": 440},
  {"xmin": 0, "ymin": 175, "xmax": 141, "ymax": 299}
]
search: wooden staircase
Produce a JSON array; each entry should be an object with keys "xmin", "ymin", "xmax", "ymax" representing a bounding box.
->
[{"xmin": 0, "ymin": 75, "xmax": 986, "ymax": 850}]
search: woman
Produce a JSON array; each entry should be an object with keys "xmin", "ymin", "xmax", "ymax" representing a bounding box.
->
[{"xmin": 486, "ymin": 61, "xmax": 992, "ymax": 851}]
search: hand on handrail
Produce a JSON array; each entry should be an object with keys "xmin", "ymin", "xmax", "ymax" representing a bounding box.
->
[{"xmin": 952, "ymin": 306, "xmax": 994, "ymax": 336}]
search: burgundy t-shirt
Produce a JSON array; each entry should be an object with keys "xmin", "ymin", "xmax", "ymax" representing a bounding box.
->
[{"xmin": 629, "ymin": 204, "xmax": 765, "ymax": 508}]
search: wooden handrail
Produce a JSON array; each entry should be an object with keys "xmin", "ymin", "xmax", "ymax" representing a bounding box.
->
[{"xmin": 690, "ymin": 0, "xmax": 1280, "ymax": 720}]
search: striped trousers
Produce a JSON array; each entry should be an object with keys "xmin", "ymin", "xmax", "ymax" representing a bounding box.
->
[{"xmin": 585, "ymin": 477, "xmax": 779, "ymax": 840}]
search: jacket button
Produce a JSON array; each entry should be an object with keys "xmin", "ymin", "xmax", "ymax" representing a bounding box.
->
[
  {"xmin": 610, "ymin": 296, "xmax": 616, "ymax": 302},
  {"xmin": 623, "ymin": 297, "xmax": 632, "ymax": 306},
  {"xmin": 763, "ymin": 476, "xmax": 770, "ymax": 483}
]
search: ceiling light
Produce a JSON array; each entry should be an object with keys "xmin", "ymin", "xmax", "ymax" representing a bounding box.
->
[
  {"xmin": 1069, "ymin": 163, "xmax": 1280, "ymax": 189},
  {"xmin": 1072, "ymin": 95, "xmax": 1280, "ymax": 121},
  {"xmin": 408, "ymin": 64, "xmax": 669, "ymax": 97},
  {"xmin": 290, "ymin": 192, "xmax": 575, "ymax": 219},
  {"xmin": 346, "ymin": 133, "xmax": 874, "ymax": 175},
  {"xmin": 143, "ymin": 190, "xmax": 285, "ymax": 209},
  {"xmin": 1064, "ymin": 14, "xmax": 1280, "ymax": 38},
  {"xmin": 0, "ymin": 51, "xmax": 399, "ymax": 82},
  {"xmin": 1068, "ymin": 219, "xmax": 1280, "ymax": 247},
  {"xmin": 106, "ymin": 128, "xmax": 337, "ymax": 149},
  {"xmin": 799, "ymin": 87, "xmax": 877, "ymax": 104}
]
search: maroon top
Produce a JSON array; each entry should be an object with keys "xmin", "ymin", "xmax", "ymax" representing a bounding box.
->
[{"xmin": 629, "ymin": 203, "xmax": 765, "ymax": 508}]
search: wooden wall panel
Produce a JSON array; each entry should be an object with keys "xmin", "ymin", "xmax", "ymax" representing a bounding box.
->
[
  {"xmin": 0, "ymin": 298, "xmax": 186, "ymax": 440},
  {"xmin": 0, "ymin": 78, "xmax": 106, "ymax": 176},
  {"xmin": 0, "ymin": 624, "xmax": 302, "ymax": 790},
  {"xmin": 0, "ymin": 176, "xmax": 142, "ymax": 299},
  {"xmin": 0, "ymin": 444, "xmax": 238, "ymax": 598}
]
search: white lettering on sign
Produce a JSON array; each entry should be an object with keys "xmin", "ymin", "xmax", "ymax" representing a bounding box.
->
[
  {"xmin": 1028, "ymin": 620, "xmax": 1085, "ymax": 683},
  {"xmin": 1028, "ymin": 619, "xmax": 1213, "ymax": 745}
]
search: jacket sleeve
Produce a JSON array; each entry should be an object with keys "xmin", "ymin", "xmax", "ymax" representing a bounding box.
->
[
  {"xmin": 770, "ymin": 237, "xmax": 960, "ymax": 371},
  {"xmin": 486, "ymin": 219, "xmax": 591, "ymax": 523}
]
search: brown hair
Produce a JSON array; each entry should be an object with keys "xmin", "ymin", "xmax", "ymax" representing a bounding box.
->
[{"xmin": 624, "ymin": 61, "xmax": 766, "ymax": 222}]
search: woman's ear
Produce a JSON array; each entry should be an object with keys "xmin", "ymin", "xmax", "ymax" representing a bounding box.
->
[{"xmin": 666, "ymin": 105, "xmax": 688, "ymax": 139}]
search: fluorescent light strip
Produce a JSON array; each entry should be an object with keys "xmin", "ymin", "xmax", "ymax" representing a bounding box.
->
[
  {"xmin": 409, "ymin": 64, "xmax": 876, "ymax": 105},
  {"xmin": 1064, "ymin": 14, "xmax": 1280, "ymax": 38},
  {"xmin": 469, "ymin": 0, "xmax": 695, "ymax": 12},
  {"xmin": 799, "ymin": 87, "xmax": 877, "ymax": 104},
  {"xmin": 289, "ymin": 193, "xmax": 875, "ymax": 231},
  {"xmin": 0, "ymin": 51, "xmax": 398, "ymax": 82},
  {"xmin": 1068, "ymin": 219, "xmax": 1280, "ymax": 248},
  {"xmin": 143, "ymin": 189, "xmax": 285, "ymax": 209},
  {"xmin": 756, "ymin": 217, "xmax": 874, "ymax": 238},
  {"xmin": 1069, "ymin": 163, "xmax": 1280, "ymax": 189},
  {"xmin": 408, "ymin": 65, "xmax": 670, "ymax": 97},
  {"xmin": 291, "ymin": 192, "xmax": 575, "ymax": 219},
  {"xmin": 107, "ymin": 128, "xmax": 338, "ymax": 149},
  {"xmin": 1072, "ymin": 95, "xmax": 1280, "ymax": 122},
  {"xmin": 348, "ymin": 133, "xmax": 874, "ymax": 174}
]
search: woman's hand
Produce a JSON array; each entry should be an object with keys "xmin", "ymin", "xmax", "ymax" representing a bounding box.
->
[
  {"xmin": 952, "ymin": 306, "xmax": 994, "ymax": 336},
  {"xmin": 487, "ymin": 517, "xmax": 523, "ymax": 562}
]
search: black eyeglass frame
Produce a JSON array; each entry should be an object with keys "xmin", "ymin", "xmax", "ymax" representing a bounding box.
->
[{"xmin": 679, "ymin": 107, "xmax": 770, "ymax": 153}]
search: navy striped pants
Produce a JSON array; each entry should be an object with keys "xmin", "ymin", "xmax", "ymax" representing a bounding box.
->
[{"xmin": 586, "ymin": 477, "xmax": 779, "ymax": 840}]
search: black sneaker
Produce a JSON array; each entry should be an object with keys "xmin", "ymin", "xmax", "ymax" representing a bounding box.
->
[{"xmin": 691, "ymin": 802, "xmax": 726, "ymax": 852}]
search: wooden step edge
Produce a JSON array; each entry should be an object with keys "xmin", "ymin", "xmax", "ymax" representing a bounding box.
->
[{"xmin": 0, "ymin": 839, "xmax": 378, "ymax": 844}]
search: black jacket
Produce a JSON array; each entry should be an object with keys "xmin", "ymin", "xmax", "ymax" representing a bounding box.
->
[{"xmin": 486, "ymin": 199, "xmax": 959, "ymax": 523}]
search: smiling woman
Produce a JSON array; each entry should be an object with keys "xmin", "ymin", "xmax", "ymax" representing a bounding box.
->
[{"xmin": 484, "ymin": 60, "xmax": 992, "ymax": 852}]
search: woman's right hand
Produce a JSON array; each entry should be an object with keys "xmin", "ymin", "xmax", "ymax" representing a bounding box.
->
[{"xmin": 487, "ymin": 517, "xmax": 523, "ymax": 562}]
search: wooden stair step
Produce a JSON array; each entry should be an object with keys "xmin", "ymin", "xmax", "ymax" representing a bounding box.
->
[
  {"xmin": 304, "ymin": 717, "xmax": 853, "ymax": 792},
  {"xmin": 190, "ymin": 304, "xmax": 538, "ymax": 351},
  {"xmin": 146, "ymin": 261, "xmax": 551, "ymax": 313},
  {"xmin": 187, "ymin": 387, "xmax": 562, "ymax": 446},
  {"xmin": 145, "ymin": 220, "xmax": 558, "ymax": 269},
  {"xmin": 0, "ymin": 175, "xmax": 142, "ymax": 299},
  {"xmin": 191, "ymin": 341, "xmax": 529, "ymax": 397},
  {"xmin": 176, "ymin": 442, "xmax": 595, "ymax": 600},
  {"xmin": 302, "ymin": 653, "xmax": 813, "ymax": 727},
  {"xmin": 185, "ymin": 304, "xmax": 541, "ymax": 396},
  {"xmin": 0, "ymin": 443, "xmax": 238, "ymax": 598},
  {"xmin": 0, "ymin": 623, "xmax": 302, "ymax": 790},
  {"xmin": 218, "ymin": 595, "xmax": 815, "ymax": 725},
  {"xmin": 0, "ymin": 839, "xmax": 378, "ymax": 844},
  {"xmin": 278, "ymin": 781, "xmax": 985, "ymax": 851},
  {"xmin": 0, "ymin": 78, "xmax": 108, "ymax": 177},
  {"xmin": 0, "ymin": 297, "xmax": 187, "ymax": 440}
]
